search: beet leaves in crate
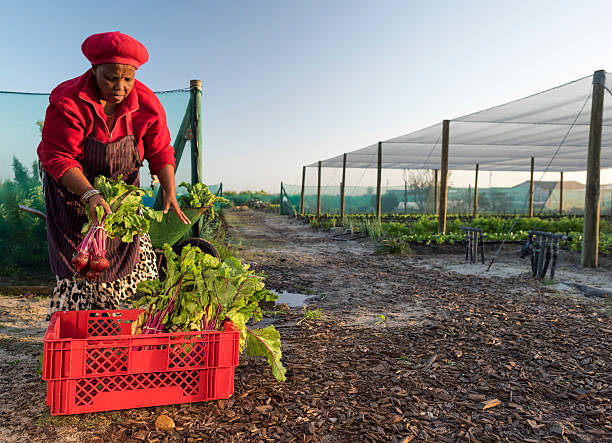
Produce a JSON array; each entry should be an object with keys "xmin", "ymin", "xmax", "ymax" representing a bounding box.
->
[{"xmin": 134, "ymin": 244, "xmax": 286, "ymax": 382}]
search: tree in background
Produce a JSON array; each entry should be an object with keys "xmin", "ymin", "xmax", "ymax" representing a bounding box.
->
[
  {"xmin": 381, "ymin": 192, "xmax": 399, "ymax": 213},
  {"xmin": 479, "ymin": 189, "xmax": 512, "ymax": 214},
  {"xmin": 407, "ymin": 170, "xmax": 434, "ymax": 213},
  {"xmin": 368, "ymin": 191, "xmax": 400, "ymax": 213}
]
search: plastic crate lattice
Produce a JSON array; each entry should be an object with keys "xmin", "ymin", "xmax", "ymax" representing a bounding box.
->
[
  {"xmin": 85, "ymin": 346, "xmax": 128, "ymax": 374},
  {"xmin": 87, "ymin": 314, "xmax": 123, "ymax": 337},
  {"xmin": 169, "ymin": 341, "xmax": 207, "ymax": 369},
  {"xmin": 75, "ymin": 370, "xmax": 200, "ymax": 406}
]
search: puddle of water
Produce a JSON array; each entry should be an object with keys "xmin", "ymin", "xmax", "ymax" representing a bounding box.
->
[{"xmin": 272, "ymin": 290, "xmax": 315, "ymax": 307}]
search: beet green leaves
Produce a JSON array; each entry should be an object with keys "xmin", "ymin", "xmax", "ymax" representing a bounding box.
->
[{"xmin": 134, "ymin": 244, "xmax": 286, "ymax": 382}]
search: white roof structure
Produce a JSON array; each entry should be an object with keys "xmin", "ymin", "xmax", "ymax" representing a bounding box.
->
[{"xmin": 309, "ymin": 72, "xmax": 612, "ymax": 172}]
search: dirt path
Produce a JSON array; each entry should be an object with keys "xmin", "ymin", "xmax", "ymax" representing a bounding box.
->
[{"xmin": 0, "ymin": 208, "xmax": 610, "ymax": 442}]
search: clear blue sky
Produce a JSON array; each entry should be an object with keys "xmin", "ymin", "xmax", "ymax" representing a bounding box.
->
[{"xmin": 2, "ymin": 0, "xmax": 612, "ymax": 191}]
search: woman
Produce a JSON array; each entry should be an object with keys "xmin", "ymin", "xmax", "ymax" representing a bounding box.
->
[{"xmin": 37, "ymin": 31, "xmax": 190, "ymax": 319}]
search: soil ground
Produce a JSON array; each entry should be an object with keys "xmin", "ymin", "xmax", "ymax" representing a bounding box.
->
[{"xmin": 0, "ymin": 208, "xmax": 610, "ymax": 442}]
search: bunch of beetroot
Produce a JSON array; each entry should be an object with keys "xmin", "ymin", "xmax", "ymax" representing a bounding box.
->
[
  {"xmin": 72, "ymin": 176, "xmax": 163, "ymax": 281},
  {"xmin": 71, "ymin": 214, "xmax": 110, "ymax": 280}
]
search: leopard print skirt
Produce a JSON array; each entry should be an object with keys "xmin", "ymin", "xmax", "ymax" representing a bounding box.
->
[{"xmin": 46, "ymin": 234, "xmax": 158, "ymax": 320}]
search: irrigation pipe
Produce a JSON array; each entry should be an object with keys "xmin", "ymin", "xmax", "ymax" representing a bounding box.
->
[{"xmin": 486, "ymin": 218, "xmax": 519, "ymax": 272}]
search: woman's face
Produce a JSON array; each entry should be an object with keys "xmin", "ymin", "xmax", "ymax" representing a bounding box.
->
[{"xmin": 92, "ymin": 63, "xmax": 136, "ymax": 104}]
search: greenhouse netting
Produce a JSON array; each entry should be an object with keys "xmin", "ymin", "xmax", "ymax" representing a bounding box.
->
[
  {"xmin": 309, "ymin": 72, "xmax": 612, "ymax": 171},
  {"xmin": 284, "ymin": 177, "xmax": 612, "ymax": 216},
  {"xmin": 301, "ymin": 71, "xmax": 612, "ymax": 216},
  {"xmin": 0, "ymin": 87, "xmax": 193, "ymax": 187}
]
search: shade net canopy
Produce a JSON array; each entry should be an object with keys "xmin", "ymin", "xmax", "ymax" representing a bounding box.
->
[{"xmin": 310, "ymin": 73, "xmax": 612, "ymax": 172}]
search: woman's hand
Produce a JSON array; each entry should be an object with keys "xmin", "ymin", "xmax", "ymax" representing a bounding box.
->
[
  {"xmin": 163, "ymin": 192, "xmax": 191, "ymax": 225},
  {"xmin": 157, "ymin": 164, "xmax": 190, "ymax": 225},
  {"xmin": 87, "ymin": 193, "xmax": 112, "ymax": 221},
  {"xmin": 59, "ymin": 167, "xmax": 112, "ymax": 220}
]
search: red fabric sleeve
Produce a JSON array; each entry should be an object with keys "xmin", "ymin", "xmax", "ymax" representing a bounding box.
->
[
  {"xmin": 142, "ymin": 98, "xmax": 176, "ymax": 175},
  {"xmin": 38, "ymin": 100, "xmax": 86, "ymax": 182}
]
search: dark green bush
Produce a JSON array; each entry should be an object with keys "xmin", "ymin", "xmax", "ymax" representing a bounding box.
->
[{"xmin": 0, "ymin": 158, "xmax": 49, "ymax": 276}]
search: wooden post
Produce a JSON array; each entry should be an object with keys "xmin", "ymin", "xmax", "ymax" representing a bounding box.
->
[
  {"xmin": 340, "ymin": 153, "xmax": 347, "ymax": 218},
  {"xmin": 316, "ymin": 161, "xmax": 322, "ymax": 219},
  {"xmin": 190, "ymin": 80, "xmax": 203, "ymax": 184},
  {"xmin": 438, "ymin": 120, "xmax": 449, "ymax": 233},
  {"xmin": 582, "ymin": 69, "xmax": 605, "ymax": 268},
  {"xmin": 376, "ymin": 142, "xmax": 382, "ymax": 220},
  {"xmin": 559, "ymin": 171, "xmax": 564, "ymax": 216},
  {"xmin": 300, "ymin": 166, "xmax": 306, "ymax": 215},
  {"xmin": 434, "ymin": 169, "xmax": 438, "ymax": 214},
  {"xmin": 190, "ymin": 80, "xmax": 203, "ymax": 237},
  {"xmin": 473, "ymin": 164, "xmax": 479, "ymax": 217},
  {"xmin": 468, "ymin": 184, "xmax": 471, "ymax": 215},
  {"xmin": 528, "ymin": 157, "xmax": 534, "ymax": 217}
]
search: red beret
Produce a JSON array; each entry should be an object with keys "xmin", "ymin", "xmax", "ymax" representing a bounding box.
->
[{"xmin": 81, "ymin": 32, "xmax": 149, "ymax": 69}]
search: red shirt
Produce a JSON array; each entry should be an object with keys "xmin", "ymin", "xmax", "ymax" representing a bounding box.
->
[{"xmin": 37, "ymin": 70, "xmax": 176, "ymax": 182}]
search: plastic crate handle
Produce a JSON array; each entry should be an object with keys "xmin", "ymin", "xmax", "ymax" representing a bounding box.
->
[{"xmin": 45, "ymin": 312, "xmax": 60, "ymax": 340}]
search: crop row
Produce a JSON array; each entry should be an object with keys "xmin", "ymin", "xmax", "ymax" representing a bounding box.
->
[{"xmin": 308, "ymin": 215, "xmax": 612, "ymax": 255}]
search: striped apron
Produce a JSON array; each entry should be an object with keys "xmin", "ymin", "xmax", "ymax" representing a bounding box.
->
[{"xmin": 43, "ymin": 112, "xmax": 141, "ymax": 283}]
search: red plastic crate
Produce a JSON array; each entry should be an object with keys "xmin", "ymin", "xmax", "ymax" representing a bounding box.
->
[{"xmin": 43, "ymin": 309, "xmax": 240, "ymax": 415}]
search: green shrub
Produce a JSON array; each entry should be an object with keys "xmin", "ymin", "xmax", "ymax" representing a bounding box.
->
[
  {"xmin": 0, "ymin": 158, "xmax": 49, "ymax": 276},
  {"xmin": 320, "ymin": 217, "xmax": 337, "ymax": 231},
  {"xmin": 382, "ymin": 237, "xmax": 411, "ymax": 254}
]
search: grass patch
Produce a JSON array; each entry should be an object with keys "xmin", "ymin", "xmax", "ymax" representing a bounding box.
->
[
  {"xmin": 297, "ymin": 308, "xmax": 322, "ymax": 325},
  {"xmin": 262, "ymin": 310, "xmax": 282, "ymax": 317},
  {"xmin": 36, "ymin": 411, "xmax": 121, "ymax": 430},
  {"xmin": 397, "ymin": 355, "xmax": 412, "ymax": 365},
  {"xmin": 540, "ymin": 277, "xmax": 558, "ymax": 286},
  {"xmin": 292, "ymin": 284, "xmax": 318, "ymax": 295}
]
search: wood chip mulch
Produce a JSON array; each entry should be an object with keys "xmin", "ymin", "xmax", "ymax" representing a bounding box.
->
[{"xmin": 81, "ymin": 287, "xmax": 611, "ymax": 443}]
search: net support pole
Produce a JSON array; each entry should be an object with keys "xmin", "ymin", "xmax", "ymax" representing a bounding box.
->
[
  {"xmin": 190, "ymin": 80, "xmax": 203, "ymax": 184},
  {"xmin": 582, "ymin": 69, "xmax": 605, "ymax": 268},
  {"xmin": 438, "ymin": 120, "xmax": 449, "ymax": 233},
  {"xmin": 468, "ymin": 184, "xmax": 472, "ymax": 214},
  {"xmin": 300, "ymin": 166, "xmax": 306, "ymax": 215},
  {"xmin": 376, "ymin": 142, "xmax": 382, "ymax": 220},
  {"xmin": 434, "ymin": 169, "xmax": 438, "ymax": 214},
  {"xmin": 559, "ymin": 171, "xmax": 564, "ymax": 216},
  {"xmin": 473, "ymin": 163, "xmax": 479, "ymax": 217},
  {"xmin": 279, "ymin": 182, "xmax": 283, "ymax": 215},
  {"xmin": 340, "ymin": 153, "xmax": 347, "ymax": 218},
  {"xmin": 316, "ymin": 161, "xmax": 322, "ymax": 219},
  {"xmin": 528, "ymin": 157, "xmax": 534, "ymax": 217},
  {"xmin": 190, "ymin": 79, "xmax": 203, "ymax": 237},
  {"xmin": 404, "ymin": 180, "xmax": 407, "ymax": 214}
]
